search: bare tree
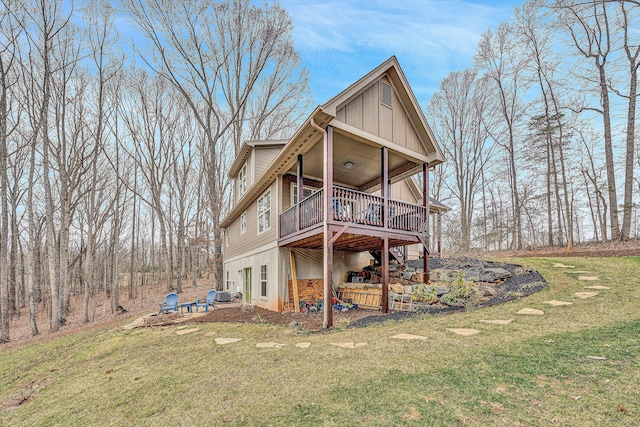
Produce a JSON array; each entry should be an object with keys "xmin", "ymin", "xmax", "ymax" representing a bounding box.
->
[
  {"xmin": 123, "ymin": 0, "xmax": 311, "ymax": 289},
  {"xmin": 119, "ymin": 72, "xmax": 180, "ymax": 292},
  {"xmin": 427, "ymin": 69, "xmax": 494, "ymax": 250},
  {"xmin": 476, "ymin": 22, "xmax": 529, "ymax": 250},
  {"xmin": 516, "ymin": 0, "xmax": 575, "ymax": 250},
  {"xmin": 554, "ymin": 0, "xmax": 620, "ymax": 240},
  {"xmin": 82, "ymin": 0, "xmax": 121, "ymax": 322},
  {"xmin": 612, "ymin": 1, "xmax": 640, "ymax": 240},
  {"xmin": 0, "ymin": 0, "xmax": 22, "ymax": 342}
]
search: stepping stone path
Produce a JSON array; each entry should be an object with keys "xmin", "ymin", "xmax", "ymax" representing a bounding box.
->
[
  {"xmin": 517, "ymin": 308, "xmax": 544, "ymax": 315},
  {"xmin": 175, "ymin": 328, "xmax": 199, "ymax": 335},
  {"xmin": 390, "ymin": 333, "xmax": 428, "ymax": 340},
  {"xmin": 215, "ymin": 338, "xmax": 242, "ymax": 345},
  {"xmin": 331, "ymin": 342, "xmax": 367, "ymax": 348},
  {"xmin": 479, "ymin": 319, "xmax": 513, "ymax": 325},
  {"xmin": 586, "ymin": 356, "xmax": 608, "ymax": 361},
  {"xmin": 447, "ymin": 328, "xmax": 480, "ymax": 336},
  {"xmin": 295, "ymin": 342, "xmax": 311, "ymax": 348},
  {"xmin": 578, "ymin": 276, "xmax": 600, "ymax": 281},
  {"xmin": 204, "ymin": 332, "xmax": 216, "ymax": 337},
  {"xmin": 585, "ymin": 285, "xmax": 610, "ymax": 290},
  {"xmin": 544, "ymin": 300, "xmax": 573, "ymax": 307},
  {"xmin": 575, "ymin": 291, "xmax": 599, "ymax": 299},
  {"xmin": 256, "ymin": 342, "xmax": 285, "ymax": 348},
  {"xmin": 552, "ymin": 263, "xmax": 575, "ymax": 268},
  {"xmin": 572, "ymin": 270, "xmax": 593, "ymax": 274}
]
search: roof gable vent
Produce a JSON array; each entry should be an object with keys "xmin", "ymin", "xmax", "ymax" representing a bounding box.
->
[{"xmin": 380, "ymin": 81, "xmax": 392, "ymax": 107}]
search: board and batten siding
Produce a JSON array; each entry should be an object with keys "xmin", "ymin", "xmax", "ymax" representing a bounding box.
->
[
  {"xmin": 336, "ymin": 76, "xmax": 427, "ymax": 158},
  {"xmin": 225, "ymin": 180, "xmax": 278, "ymax": 260}
]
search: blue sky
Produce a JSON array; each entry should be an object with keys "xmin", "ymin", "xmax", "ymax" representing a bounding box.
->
[{"xmin": 279, "ymin": 0, "xmax": 520, "ymax": 105}]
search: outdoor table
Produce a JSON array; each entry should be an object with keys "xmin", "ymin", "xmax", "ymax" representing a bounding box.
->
[{"xmin": 180, "ymin": 301, "xmax": 197, "ymax": 314}]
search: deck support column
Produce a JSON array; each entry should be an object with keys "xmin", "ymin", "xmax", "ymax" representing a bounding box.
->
[
  {"xmin": 381, "ymin": 237, "xmax": 389, "ymax": 313},
  {"xmin": 323, "ymin": 125, "xmax": 334, "ymax": 329},
  {"xmin": 296, "ymin": 154, "xmax": 303, "ymax": 232},
  {"xmin": 381, "ymin": 147, "xmax": 389, "ymax": 229},
  {"xmin": 422, "ymin": 162, "xmax": 430, "ymax": 280}
]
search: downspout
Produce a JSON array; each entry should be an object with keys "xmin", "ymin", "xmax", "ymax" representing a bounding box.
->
[{"xmin": 310, "ymin": 117, "xmax": 332, "ymax": 329}]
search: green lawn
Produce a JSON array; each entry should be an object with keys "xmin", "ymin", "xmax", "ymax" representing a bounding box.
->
[{"xmin": 1, "ymin": 257, "xmax": 639, "ymax": 426}]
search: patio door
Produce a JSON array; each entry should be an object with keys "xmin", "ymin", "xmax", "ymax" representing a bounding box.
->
[{"xmin": 243, "ymin": 268, "xmax": 252, "ymax": 304}]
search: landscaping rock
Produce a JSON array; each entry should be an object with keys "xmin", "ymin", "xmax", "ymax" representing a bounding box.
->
[
  {"xmin": 517, "ymin": 308, "xmax": 544, "ymax": 315},
  {"xmin": 411, "ymin": 273, "xmax": 425, "ymax": 282},
  {"xmin": 447, "ymin": 328, "xmax": 480, "ymax": 336},
  {"xmin": 575, "ymin": 291, "xmax": 599, "ymax": 299},
  {"xmin": 544, "ymin": 300, "xmax": 573, "ymax": 306},
  {"xmin": 390, "ymin": 333, "xmax": 428, "ymax": 340},
  {"xmin": 480, "ymin": 268, "xmax": 511, "ymax": 282},
  {"xmin": 402, "ymin": 271, "xmax": 414, "ymax": 280},
  {"xmin": 436, "ymin": 286, "xmax": 450, "ymax": 296},
  {"xmin": 477, "ymin": 286, "xmax": 497, "ymax": 298},
  {"xmin": 479, "ymin": 319, "xmax": 513, "ymax": 325}
]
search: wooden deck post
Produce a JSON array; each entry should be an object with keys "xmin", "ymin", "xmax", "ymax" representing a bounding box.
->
[
  {"xmin": 323, "ymin": 126, "xmax": 334, "ymax": 329},
  {"xmin": 381, "ymin": 147, "xmax": 389, "ymax": 229},
  {"xmin": 423, "ymin": 162, "xmax": 430, "ymax": 280},
  {"xmin": 296, "ymin": 154, "xmax": 303, "ymax": 232},
  {"xmin": 381, "ymin": 236, "xmax": 389, "ymax": 314}
]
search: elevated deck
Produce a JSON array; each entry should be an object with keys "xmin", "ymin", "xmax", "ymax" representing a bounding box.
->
[{"xmin": 278, "ymin": 186, "xmax": 429, "ymax": 251}]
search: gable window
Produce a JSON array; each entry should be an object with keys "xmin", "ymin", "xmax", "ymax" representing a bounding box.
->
[
  {"xmin": 240, "ymin": 211, "xmax": 247, "ymax": 234},
  {"xmin": 380, "ymin": 81, "xmax": 392, "ymax": 107},
  {"xmin": 239, "ymin": 164, "xmax": 247, "ymax": 196},
  {"xmin": 257, "ymin": 190, "xmax": 271, "ymax": 234},
  {"xmin": 260, "ymin": 265, "xmax": 267, "ymax": 298},
  {"xmin": 291, "ymin": 184, "xmax": 318, "ymax": 205}
]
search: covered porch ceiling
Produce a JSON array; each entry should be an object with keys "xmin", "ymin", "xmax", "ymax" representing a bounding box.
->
[{"xmin": 286, "ymin": 129, "xmax": 421, "ymax": 192}]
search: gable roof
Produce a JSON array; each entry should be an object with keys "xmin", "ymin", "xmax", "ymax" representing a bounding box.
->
[
  {"xmin": 321, "ymin": 56, "xmax": 444, "ymax": 166},
  {"xmin": 228, "ymin": 139, "xmax": 288, "ymax": 178},
  {"xmin": 220, "ymin": 57, "xmax": 445, "ymax": 229}
]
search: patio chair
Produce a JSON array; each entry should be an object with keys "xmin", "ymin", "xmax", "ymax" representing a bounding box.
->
[
  {"xmin": 159, "ymin": 292, "xmax": 179, "ymax": 314},
  {"xmin": 196, "ymin": 289, "xmax": 217, "ymax": 313}
]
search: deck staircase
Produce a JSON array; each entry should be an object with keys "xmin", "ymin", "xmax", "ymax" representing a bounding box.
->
[{"xmin": 369, "ymin": 246, "xmax": 406, "ymax": 266}]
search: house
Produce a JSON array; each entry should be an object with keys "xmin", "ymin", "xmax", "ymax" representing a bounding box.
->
[{"xmin": 220, "ymin": 57, "xmax": 445, "ymax": 328}]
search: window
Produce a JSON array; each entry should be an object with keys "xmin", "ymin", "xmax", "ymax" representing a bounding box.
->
[
  {"xmin": 260, "ymin": 265, "xmax": 267, "ymax": 298},
  {"xmin": 238, "ymin": 164, "xmax": 247, "ymax": 196},
  {"xmin": 240, "ymin": 211, "xmax": 247, "ymax": 234},
  {"xmin": 380, "ymin": 81, "xmax": 392, "ymax": 107},
  {"xmin": 257, "ymin": 190, "xmax": 271, "ymax": 233},
  {"xmin": 226, "ymin": 271, "xmax": 231, "ymax": 291},
  {"xmin": 225, "ymin": 230, "xmax": 229, "ymax": 247},
  {"xmin": 291, "ymin": 184, "xmax": 317, "ymax": 205}
]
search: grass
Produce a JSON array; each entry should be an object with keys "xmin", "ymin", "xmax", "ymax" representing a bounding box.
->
[{"xmin": 1, "ymin": 256, "xmax": 639, "ymax": 426}]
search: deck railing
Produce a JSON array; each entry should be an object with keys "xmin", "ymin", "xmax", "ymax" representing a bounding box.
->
[{"xmin": 279, "ymin": 185, "xmax": 428, "ymax": 238}]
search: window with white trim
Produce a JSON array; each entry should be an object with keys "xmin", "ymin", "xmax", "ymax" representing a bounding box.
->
[
  {"xmin": 260, "ymin": 265, "xmax": 267, "ymax": 298},
  {"xmin": 257, "ymin": 190, "xmax": 271, "ymax": 233},
  {"xmin": 226, "ymin": 271, "xmax": 231, "ymax": 291},
  {"xmin": 240, "ymin": 211, "xmax": 247, "ymax": 234},
  {"xmin": 225, "ymin": 230, "xmax": 229, "ymax": 247},
  {"xmin": 238, "ymin": 164, "xmax": 247, "ymax": 196},
  {"xmin": 291, "ymin": 184, "xmax": 318, "ymax": 205}
]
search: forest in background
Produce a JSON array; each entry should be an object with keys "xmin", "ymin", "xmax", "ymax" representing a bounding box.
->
[
  {"xmin": 428, "ymin": 0, "xmax": 640, "ymax": 254},
  {"xmin": 0, "ymin": 0, "xmax": 638, "ymax": 342}
]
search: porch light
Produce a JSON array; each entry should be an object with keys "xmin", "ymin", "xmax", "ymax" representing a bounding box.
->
[{"xmin": 343, "ymin": 161, "xmax": 354, "ymax": 169}]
